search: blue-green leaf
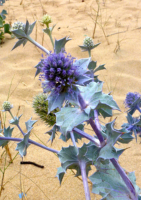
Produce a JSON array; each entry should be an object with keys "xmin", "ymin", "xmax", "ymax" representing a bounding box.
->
[
  {"xmin": 45, "ymin": 124, "xmax": 60, "ymax": 144},
  {"xmin": 25, "ymin": 118, "xmax": 37, "ymax": 132},
  {"xmin": 94, "ymin": 64, "xmax": 106, "ymax": 73},
  {"xmin": 9, "ymin": 115, "xmax": 22, "ymax": 125},
  {"xmin": 56, "ymin": 107, "xmax": 89, "ymax": 135},
  {"xmin": 78, "ymin": 82, "xmax": 120, "ymax": 117},
  {"xmin": 89, "ymin": 161, "xmax": 140, "ymax": 199},
  {"xmin": 58, "ymin": 144, "xmax": 92, "ymax": 179},
  {"xmin": 43, "ymin": 24, "xmax": 56, "ymax": 36},
  {"xmin": 88, "ymin": 61, "xmax": 97, "ymax": 70},
  {"xmin": 11, "ymin": 38, "xmax": 27, "ymax": 50},
  {"xmin": 59, "ymin": 123, "xmax": 85, "ymax": 142},
  {"xmin": 0, "ymin": 9, "xmax": 7, "ymax": 19},
  {"xmin": 48, "ymin": 92, "xmax": 66, "ymax": 113},
  {"xmin": 15, "ymin": 131, "xmax": 30, "ymax": 157},
  {"xmin": 34, "ymin": 59, "xmax": 44, "ymax": 77},
  {"xmin": 54, "ymin": 36, "xmax": 71, "ymax": 53},
  {"xmin": 4, "ymin": 23, "xmax": 11, "ymax": 34},
  {"xmin": 0, "ymin": 126, "xmax": 14, "ymax": 148},
  {"xmin": 73, "ymin": 58, "xmax": 91, "ymax": 76},
  {"xmin": 56, "ymin": 167, "xmax": 65, "ymax": 185}
]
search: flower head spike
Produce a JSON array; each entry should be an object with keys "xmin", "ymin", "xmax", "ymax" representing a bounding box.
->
[
  {"xmin": 10, "ymin": 21, "xmax": 25, "ymax": 32},
  {"xmin": 33, "ymin": 93, "xmax": 58, "ymax": 126},
  {"xmin": 40, "ymin": 52, "xmax": 91, "ymax": 112},
  {"xmin": 41, "ymin": 14, "xmax": 52, "ymax": 28},
  {"xmin": 79, "ymin": 36, "xmax": 100, "ymax": 52},
  {"xmin": 83, "ymin": 36, "xmax": 94, "ymax": 48},
  {"xmin": 124, "ymin": 92, "xmax": 141, "ymax": 114},
  {"xmin": 2, "ymin": 101, "xmax": 13, "ymax": 112}
]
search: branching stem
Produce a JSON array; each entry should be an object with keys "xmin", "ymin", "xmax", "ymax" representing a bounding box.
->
[
  {"xmin": 0, "ymin": 137, "xmax": 59, "ymax": 154},
  {"xmin": 70, "ymin": 131, "xmax": 77, "ymax": 147},
  {"xmin": 79, "ymin": 161, "xmax": 91, "ymax": 200},
  {"xmin": 27, "ymin": 36, "xmax": 50, "ymax": 54},
  {"xmin": 73, "ymin": 128, "xmax": 100, "ymax": 147},
  {"xmin": 111, "ymin": 158, "xmax": 137, "ymax": 199}
]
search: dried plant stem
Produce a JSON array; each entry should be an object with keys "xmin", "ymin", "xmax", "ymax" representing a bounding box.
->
[
  {"xmin": 0, "ymin": 152, "xmax": 7, "ymax": 197},
  {"xmin": 4, "ymin": 145, "xmax": 13, "ymax": 163},
  {"xmin": 92, "ymin": 0, "xmax": 99, "ymax": 39}
]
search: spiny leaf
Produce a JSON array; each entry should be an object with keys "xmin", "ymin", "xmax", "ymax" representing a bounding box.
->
[
  {"xmin": 56, "ymin": 106, "xmax": 89, "ymax": 135},
  {"xmin": 9, "ymin": 114, "xmax": 22, "ymax": 125},
  {"xmin": 89, "ymin": 161, "xmax": 141, "ymax": 199},
  {"xmin": 0, "ymin": 126, "xmax": 14, "ymax": 148},
  {"xmin": 59, "ymin": 123, "xmax": 85, "ymax": 143},
  {"xmin": 34, "ymin": 59, "xmax": 44, "ymax": 77},
  {"xmin": 94, "ymin": 64, "xmax": 106, "ymax": 73},
  {"xmin": 46, "ymin": 124, "xmax": 60, "ymax": 144},
  {"xmin": 48, "ymin": 92, "xmax": 66, "ymax": 113},
  {"xmin": 25, "ymin": 118, "xmax": 37, "ymax": 132},
  {"xmin": 58, "ymin": 144, "xmax": 93, "ymax": 180},
  {"xmin": 54, "ymin": 36, "xmax": 71, "ymax": 53},
  {"xmin": 73, "ymin": 58, "xmax": 91, "ymax": 76},
  {"xmin": 78, "ymin": 82, "xmax": 120, "ymax": 117},
  {"xmin": 56, "ymin": 167, "xmax": 65, "ymax": 185},
  {"xmin": 15, "ymin": 131, "xmax": 30, "ymax": 157}
]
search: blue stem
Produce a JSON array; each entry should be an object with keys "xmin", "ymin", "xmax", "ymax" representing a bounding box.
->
[
  {"xmin": 70, "ymin": 131, "xmax": 77, "ymax": 147},
  {"xmin": 27, "ymin": 36, "xmax": 50, "ymax": 54},
  {"xmin": 137, "ymin": 105, "xmax": 141, "ymax": 113},
  {"xmin": 73, "ymin": 128, "xmax": 100, "ymax": 147},
  {"xmin": 111, "ymin": 158, "xmax": 137, "ymax": 199},
  {"xmin": 78, "ymin": 94, "xmax": 137, "ymax": 198},
  {"xmin": 79, "ymin": 161, "xmax": 91, "ymax": 200},
  {"xmin": 89, "ymin": 118, "xmax": 104, "ymax": 144},
  {"xmin": 0, "ymin": 136, "xmax": 59, "ymax": 154},
  {"xmin": 9, "ymin": 111, "xmax": 25, "ymax": 136}
]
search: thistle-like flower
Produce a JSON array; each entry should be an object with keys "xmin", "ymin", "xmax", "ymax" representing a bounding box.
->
[
  {"xmin": 2, "ymin": 101, "xmax": 13, "ymax": 111},
  {"xmin": 40, "ymin": 51, "xmax": 91, "ymax": 112},
  {"xmin": 83, "ymin": 36, "xmax": 94, "ymax": 48},
  {"xmin": 10, "ymin": 21, "xmax": 25, "ymax": 31},
  {"xmin": 33, "ymin": 93, "xmax": 58, "ymax": 126},
  {"xmin": 124, "ymin": 92, "xmax": 141, "ymax": 114},
  {"xmin": 40, "ymin": 52, "xmax": 80, "ymax": 94},
  {"xmin": 41, "ymin": 14, "xmax": 52, "ymax": 28}
]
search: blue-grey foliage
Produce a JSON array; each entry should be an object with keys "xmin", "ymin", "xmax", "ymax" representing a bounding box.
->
[
  {"xmin": 89, "ymin": 161, "xmax": 141, "ymax": 199},
  {"xmin": 0, "ymin": 126, "xmax": 14, "ymax": 147},
  {"xmin": 11, "ymin": 20, "xmax": 36, "ymax": 50}
]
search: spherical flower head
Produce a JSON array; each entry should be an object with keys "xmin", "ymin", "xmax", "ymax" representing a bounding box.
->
[
  {"xmin": 41, "ymin": 14, "xmax": 52, "ymax": 27},
  {"xmin": 2, "ymin": 101, "xmax": 13, "ymax": 111},
  {"xmin": 10, "ymin": 21, "xmax": 25, "ymax": 31},
  {"xmin": 40, "ymin": 52, "xmax": 78, "ymax": 95},
  {"xmin": 33, "ymin": 93, "xmax": 58, "ymax": 126},
  {"xmin": 83, "ymin": 36, "xmax": 94, "ymax": 48},
  {"xmin": 124, "ymin": 92, "xmax": 141, "ymax": 108}
]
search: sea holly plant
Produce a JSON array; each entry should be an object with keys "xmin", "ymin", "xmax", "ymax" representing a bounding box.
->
[{"xmin": 0, "ymin": 15, "xmax": 141, "ymax": 200}]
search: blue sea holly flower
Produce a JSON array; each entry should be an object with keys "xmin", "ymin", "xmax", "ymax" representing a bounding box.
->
[
  {"xmin": 40, "ymin": 52, "xmax": 91, "ymax": 112},
  {"xmin": 124, "ymin": 92, "xmax": 141, "ymax": 115},
  {"xmin": 122, "ymin": 113, "xmax": 141, "ymax": 140}
]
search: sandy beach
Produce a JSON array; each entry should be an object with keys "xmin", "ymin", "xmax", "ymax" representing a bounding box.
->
[{"xmin": 0, "ymin": 0, "xmax": 141, "ymax": 199}]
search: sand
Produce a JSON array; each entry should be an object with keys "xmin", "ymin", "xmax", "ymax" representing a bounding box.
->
[{"xmin": 0, "ymin": 0, "xmax": 141, "ymax": 199}]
